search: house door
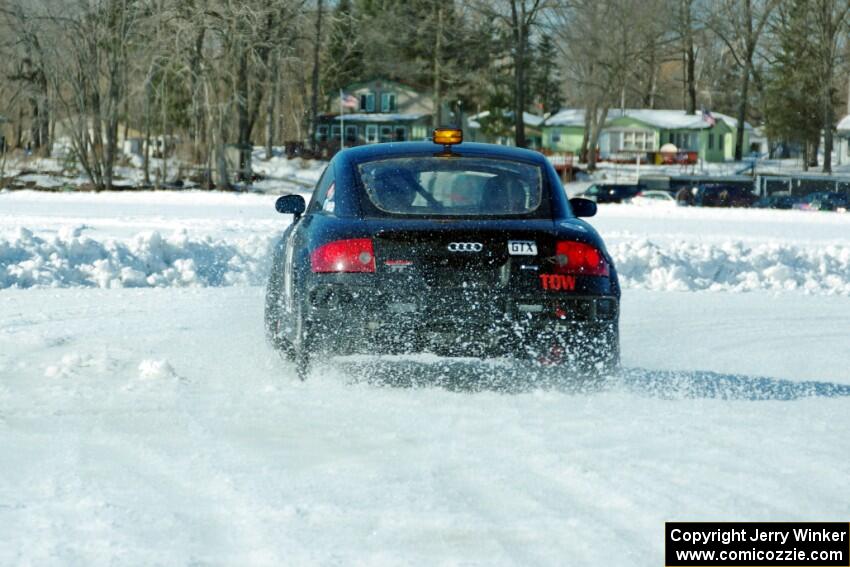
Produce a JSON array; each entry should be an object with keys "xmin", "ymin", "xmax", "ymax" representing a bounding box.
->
[{"xmin": 394, "ymin": 126, "xmax": 407, "ymax": 141}]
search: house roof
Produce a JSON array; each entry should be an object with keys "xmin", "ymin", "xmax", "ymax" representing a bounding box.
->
[
  {"xmin": 333, "ymin": 113, "xmax": 429, "ymax": 123},
  {"xmin": 837, "ymin": 115, "xmax": 850, "ymax": 133},
  {"xmin": 544, "ymin": 108, "xmax": 752, "ymax": 130},
  {"xmin": 343, "ymin": 77, "xmax": 423, "ymax": 93},
  {"xmin": 467, "ymin": 111, "xmax": 544, "ymax": 129},
  {"xmin": 541, "ymin": 109, "xmax": 586, "ymax": 127}
]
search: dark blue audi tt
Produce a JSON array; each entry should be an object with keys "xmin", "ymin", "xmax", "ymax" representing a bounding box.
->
[{"xmin": 265, "ymin": 129, "xmax": 620, "ymax": 379}]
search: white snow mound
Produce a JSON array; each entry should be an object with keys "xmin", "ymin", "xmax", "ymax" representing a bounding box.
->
[
  {"xmin": 137, "ymin": 359, "xmax": 176, "ymax": 380},
  {"xmin": 612, "ymin": 239, "xmax": 850, "ymax": 294},
  {"xmin": 2, "ymin": 227, "xmax": 849, "ymax": 295},
  {"xmin": 0, "ymin": 227, "xmax": 273, "ymax": 289}
]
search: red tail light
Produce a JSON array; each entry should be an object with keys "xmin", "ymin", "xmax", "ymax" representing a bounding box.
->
[
  {"xmin": 554, "ymin": 241, "xmax": 609, "ymax": 276},
  {"xmin": 311, "ymin": 239, "xmax": 376, "ymax": 273}
]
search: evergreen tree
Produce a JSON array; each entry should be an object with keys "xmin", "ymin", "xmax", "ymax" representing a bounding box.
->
[
  {"xmin": 530, "ymin": 34, "xmax": 563, "ymax": 115},
  {"xmin": 763, "ymin": 0, "xmax": 820, "ymax": 162}
]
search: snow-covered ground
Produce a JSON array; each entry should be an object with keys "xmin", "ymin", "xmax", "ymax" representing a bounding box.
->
[
  {"xmin": 1, "ymin": 142, "xmax": 326, "ymax": 194},
  {"xmin": 1, "ymin": 189, "xmax": 849, "ymax": 565}
]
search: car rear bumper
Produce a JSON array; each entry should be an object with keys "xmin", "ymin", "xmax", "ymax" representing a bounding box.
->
[{"xmin": 301, "ymin": 283, "xmax": 619, "ymax": 358}]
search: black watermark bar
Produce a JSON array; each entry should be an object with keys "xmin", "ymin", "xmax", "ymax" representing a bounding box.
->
[{"xmin": 666, "ymin": 522, "xmax": 850, "ymax": 566}]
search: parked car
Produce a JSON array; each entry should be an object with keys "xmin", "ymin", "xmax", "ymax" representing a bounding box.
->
[
  {"xmin": 626, "ymin": 190, "xmax": 678, "ymax": 206},
  {"xmin": 753, "ymin": 194, "xmax": 802, "ymax": 210},
  {"xmin": 265, "ymin": 128, "xmax": 621, "ymax": 379},
  {"xmin": 693, "ymin": 184, "xmax": 758, "ymax": 207},
  {"xmin": 578, "ymin": 183, "xmax": 645, "ymax": 204},
  {"xmin": 793, "ymin": 192, "xmax": 850, "ymax": 212}
]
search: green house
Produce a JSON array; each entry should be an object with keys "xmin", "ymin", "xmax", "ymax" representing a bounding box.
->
[{"xmin": 542, "ymin": 109, "xmax": 751, "ymax": 163}]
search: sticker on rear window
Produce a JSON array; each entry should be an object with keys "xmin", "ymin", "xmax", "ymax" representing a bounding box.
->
[{"xmin": 508, "ymin": 240, "xmax": 537, "ymax": 255}]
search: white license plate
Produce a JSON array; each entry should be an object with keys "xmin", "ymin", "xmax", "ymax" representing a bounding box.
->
[{"xmin": 508, "ymin": 240, "xmax": 537, "ymax": 255}]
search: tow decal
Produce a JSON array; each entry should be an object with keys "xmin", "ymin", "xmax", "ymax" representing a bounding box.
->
[{"xmin": 540, "ymin": 274, "xmax": 576, "ymax": 291}]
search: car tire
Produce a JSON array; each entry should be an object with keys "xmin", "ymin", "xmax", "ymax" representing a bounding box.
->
[
  {"xmin": 292, "ymin": 305, "xmax": 312, "ymax": 381},
  {"xmin": 582, "ymin": 325, "xmax": 620, "ymax": 378},
  {"xmin": 534, "ymin": 324, "xmax": 620, "ymax": 378}
]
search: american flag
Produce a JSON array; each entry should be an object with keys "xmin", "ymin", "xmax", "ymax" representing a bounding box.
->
[
  {"xmin": 702, "ymin": 108, "xmax": 716, "ymax": 126},
  {"xmin": 340, "ymin": 91, "xmax": 359, "ymax": 109}
]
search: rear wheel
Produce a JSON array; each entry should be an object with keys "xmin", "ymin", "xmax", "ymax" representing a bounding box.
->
[
  {"xmin": 292, "ymin": 305, "xmax": 313, "ymax": 381},
  {"xmin": 531, "ymin": 324, "xmax": 620, "ymax": 377}
]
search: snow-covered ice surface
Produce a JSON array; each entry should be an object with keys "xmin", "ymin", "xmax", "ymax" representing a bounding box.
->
[{"xmin": 1, "ymin": 190, "xmax": 850, "ymax": 565}]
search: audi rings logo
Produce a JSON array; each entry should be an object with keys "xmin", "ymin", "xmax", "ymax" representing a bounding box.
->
[{"xmin": 447, "ymin": 242, "xmax": 483, "ymax": 253}]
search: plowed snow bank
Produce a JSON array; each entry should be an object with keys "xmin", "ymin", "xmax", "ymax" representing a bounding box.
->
[
  {"xmin": 612, "ymin": 239, "xmax": 850, "ymax": 294},
  {"xmin": 2, "ymin": 227, "xmax": 848, "ymax": 294},
  {"xmin": 0, "ymin": 227, "xmax": 273, "ymax": 288}
]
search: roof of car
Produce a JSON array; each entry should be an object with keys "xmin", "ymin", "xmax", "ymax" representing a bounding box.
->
[{"xmin": 336, "ymin": 141, "xmax": 551, "ymax": 166}]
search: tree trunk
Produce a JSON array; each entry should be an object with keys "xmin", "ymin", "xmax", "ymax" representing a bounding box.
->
[
  {"xmin": 823, "ymin": 91, "xmax": 833, "ymax": 173},
  {"xmin": 802, "ymin": 142, "xmax": 809, "ymax": 172},
  {"xmin": 190, "ymin": 26, "xmax": 206, "ymax": 164},
  {"xmin": 236, "ymin": 47, "xmax": 251, "ymax": 182},
  {"xmin": 143, "ymin": 72, "xmax": 152, "ymax": 186},
  {"xmin": 808, "ymin": 137, "xmax": 820, "ymax": 168},
  {"xmin": 511, "ymin": 1, "xmax": 527, "ymax": 148},
  {"xmin": 14, "ymin": 106, "xmax": 23, "ymax": 149},
  {"xmin": 308, "ymin": 0, "xmax": 324, "ymax": 149},
  {"xmin": 432, "ymin": 4, "xmax": 443, "ymax": 129},
  {"xmin": 683, "ymin": 0, "xmax": 696, "ymax": 114},
  {"xmin": 579, "ymin": 103, "xmax": 593, "ymax": 163},
  {"xmin": 686, "ymin": 38, "xmax": 696, "ymax": 113},
  {"xmin": 734, "ymin": 66, "xmax": 749, "ymax": 161},
  {"xmin": 587, "ymin": 106, "xmax": 608, "ymax": 170},
  {"xmin": 266, "ymin": 52, "xmax": 279, "ymax": 160}
]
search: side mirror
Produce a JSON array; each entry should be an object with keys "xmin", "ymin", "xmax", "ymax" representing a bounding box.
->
[
  {"xmin": 275, "ymin": 194, "xmax": 306, "ymax": 219},
  {"xmin": 569, "ymin": 197, "xmax": 597, "ymax": 218}
]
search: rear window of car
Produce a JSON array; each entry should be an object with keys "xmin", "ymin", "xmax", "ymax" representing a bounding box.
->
[{"xmin": 357, "ymin": 157, "xmax": 544, "ymax": 216}]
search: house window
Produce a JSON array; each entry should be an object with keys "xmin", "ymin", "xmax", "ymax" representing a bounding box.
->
[
  {"xmin": 708, "ymin": 133, "xmax": 714, "ymax": 150},
  {"xmin": 360, "ymin": 93, "xmax": 375, "ymax": 112},
  {"xmin": 672, "ymin": 132, "xmax": 697, "ymax": 150},
  {"xmin": 381, "ymin": 92, "xmax": 397, "ymax": 112},
  {"xmin": 379, "ymin": 125, "xmax": 393, "ymax": 143},
  {"xmin": 345, "ymin": 125, "xmax": 358, "ymax": 143},
  {"xmin": 412, "ymin": 125, "xmax": 427, "ymax": 140},
  {"xmin": 719, "ymin": 135, "xmax": 725, "ymax": 152},
  {"xmin": 331, "ymin": 125, "xmax": 341, "ymax": 141},
  {"xmin": 316, "ymin": 125, "xmax": 328, "ymax": 142},
  {"xmin": 617, "ymin": 129, "xmax": 654, "ymax": 151},
  {"xmin": 365, "ymin": 124, "xmax": 378, "ymax": 143},
  {"xmin": 551, "ymin": 129, "xmax": 561, "ymax": 143}
]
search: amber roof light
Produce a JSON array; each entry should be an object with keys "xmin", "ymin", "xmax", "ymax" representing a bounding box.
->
[{"xmin": 433, "ymin": 128, "xmax": 463, "ymax": 146}]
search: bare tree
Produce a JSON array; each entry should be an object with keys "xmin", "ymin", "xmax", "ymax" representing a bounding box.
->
[
  {"xmin": 1, "ymin": 0, "xmax": 52, "ymax": 155},
  {"xmin": 812, "ymin": 0, "xmax": 850, "ymax": 172},
  {"xmin": 308, "ymin": 0, "xmax": 323, "ymax": 150},
  {"xmin": 678, "ymin": 0, "xmax": 698, "ymax": 113},
  {"xmin": 704, "ymin": 0, "xmax": 778, "ymax": 160},
  {"xmin": 552, "ymin": 0, "xmax": 643, "ymax": 168}
]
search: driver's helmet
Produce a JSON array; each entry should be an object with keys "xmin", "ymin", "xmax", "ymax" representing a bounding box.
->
[
  {"xmin": 482, "ymin": 174, "xmax": 528, "ymax": 213},
  {"xmin": 372, "ymin": 167, "xmax": 418, "ymax": 210}
]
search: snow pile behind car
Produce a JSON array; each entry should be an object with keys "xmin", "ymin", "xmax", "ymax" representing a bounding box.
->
[
  {"xmin": 0, "ymin": 226, "xmax": 273, "ymax": 288},
  {"xmin": 612, "ymin": 238, "xmax": 850, "ymax": 294},
  {"xmin": 2, "ymin": 223, "xmax": 849, "ymax": 294}
]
